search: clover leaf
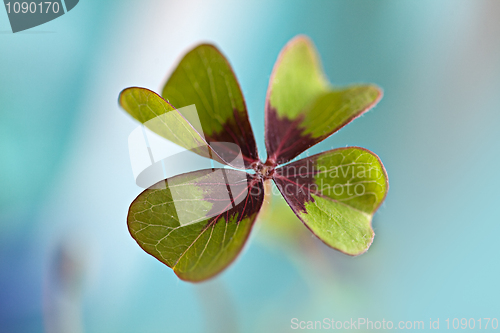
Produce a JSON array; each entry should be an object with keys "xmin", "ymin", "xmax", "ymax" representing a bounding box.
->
[{"xmin": 119, "ymin": 35, "xmax": 388, "ymax": 281}]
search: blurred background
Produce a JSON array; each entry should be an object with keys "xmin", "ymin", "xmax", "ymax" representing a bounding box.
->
[{"xmin": 1, "ymin": 0, "xmax": 500, "ymax": 332}]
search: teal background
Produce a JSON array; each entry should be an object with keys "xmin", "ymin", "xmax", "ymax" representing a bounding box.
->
[{"xmin": 1, "ymin": 0, "xmax": 499, "ymax": 332}]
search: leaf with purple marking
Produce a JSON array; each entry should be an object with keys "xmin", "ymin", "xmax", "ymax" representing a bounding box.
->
[
  {"xmin": 162, "ymin": 44, "xmax": 259, "ymax": 169},
  {"xmin": 265, "ymin": 36, "xmax": 382, "ymax": 165},
  {"xmin": 128, "ymin": 168, "xmax": 264, "ymax": 282},
  {"xmin": 273, "ymin": 147, "xmax": 388, "ymax": 255}
]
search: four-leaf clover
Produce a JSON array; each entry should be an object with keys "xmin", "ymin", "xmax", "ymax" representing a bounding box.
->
[{"xmin": 119, "ymin": 35, "xmax": 388, "ymax": 282}]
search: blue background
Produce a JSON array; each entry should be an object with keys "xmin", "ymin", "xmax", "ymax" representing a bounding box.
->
[{"xmin": 1, "ymin": 0, "xmax": 499, "ymax": 332}]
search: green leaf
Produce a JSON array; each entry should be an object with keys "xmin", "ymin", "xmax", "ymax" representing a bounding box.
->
[
  {"xmin": 265, "ymin": 35, "xmax": 382, "ymax": 164},
  {"xmin": 120, "ymin": 87, "xmax": 212, "ymax": 158},
  {"xmin": 162, "ymin": 44, "xmax": 259, "ymax": 168},
  {"xmin": 120, "ymin": 87, "xmax": 245, "ymax": 168},
  {"xmin": 273, "ymin": 147, "xmax": 388, "ymax": 255},
  {"xmin": 127, "ymin": 168, "xmax": 264, "ymax": 281}
]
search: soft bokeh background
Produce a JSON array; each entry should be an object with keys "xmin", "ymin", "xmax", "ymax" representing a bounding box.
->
[{"xmin": 1, "ymin": 0, "xmax": 500, "ymax": 332}]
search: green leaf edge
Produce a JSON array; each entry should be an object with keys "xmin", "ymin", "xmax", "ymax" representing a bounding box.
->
[
  {"xmin": 118, "ymin": 86, "xmax": 237, "ymax": 168},
  {"xmin": 126, "ymin": 175, "xmax": 264, "ymax": 283},
  {"xmin": 265, "ymin": 34, "xmax": 384, "ymax": 163},
  {"xmin": 274, "ymin": 146, "xmax": 389, "ymax": 256}
]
